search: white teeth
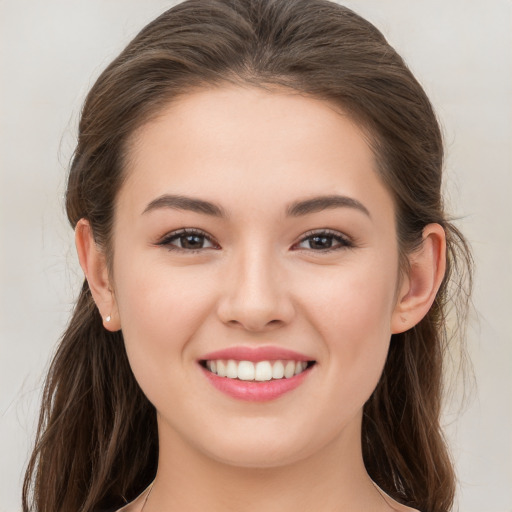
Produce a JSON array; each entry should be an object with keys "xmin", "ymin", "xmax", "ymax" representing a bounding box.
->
[
  {"xmin": 204, "ymin": 359, "xmax": 311, "ymax": 381},
  {"xmin": 294, "ymin": 361, "xmax": 307, "ymax": 375},
  {"xmin": 284, "ymin": 361, "xmax": 296, "ymax": 379},
  {"xmin": 255, "ymin": 361, "xmax": 272, "ymax": 381},
  {"xmin": 216, "ymin": 360, "xmax": 226, "ymax": 377},
  {"xmin": 272, "ymin": 360, "xmax": 284, "ymax": 379},
  {"xmin": 238, "ymin": 361, "xmax": 255, "ymax": 381},
  {"xmin": 226, "ymin": 360, "xmax": 238, "ymax": 379}
]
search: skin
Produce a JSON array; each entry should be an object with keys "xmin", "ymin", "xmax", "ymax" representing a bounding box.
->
[{"xmin": 76, "ymin": 85, "xmax": 446, "ymax": 512}]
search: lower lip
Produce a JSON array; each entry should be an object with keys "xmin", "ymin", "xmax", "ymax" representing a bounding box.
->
[{"xmin": 201, "ymin": 365, "xmax": 313, "ymax": 402}]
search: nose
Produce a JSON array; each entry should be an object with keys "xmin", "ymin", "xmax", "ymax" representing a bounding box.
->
[{"xmin": 216, "ymin": 246, "xmax": 295, "ymax": 332}]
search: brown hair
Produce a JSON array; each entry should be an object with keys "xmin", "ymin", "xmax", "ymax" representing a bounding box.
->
[{"xmin": 23, "ymin": 1, "xmax": 472, "ymax": 511}]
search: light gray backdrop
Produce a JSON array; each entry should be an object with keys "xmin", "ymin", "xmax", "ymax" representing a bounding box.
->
[{"xmin": 1, "ymin": 1, "xmax": 511, "ymax": 511}]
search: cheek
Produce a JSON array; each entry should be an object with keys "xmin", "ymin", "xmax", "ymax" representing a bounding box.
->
[
  {"xmin": 302, "ymin": 259, "xmax": 398, "ymax": 402},
  {"xmin": 307, "ymin": 259, "xmax": 397, "ymax": 339},
  {"xmin": 112, "ymin": 258, "xmax": 215, "ymax": 383}
]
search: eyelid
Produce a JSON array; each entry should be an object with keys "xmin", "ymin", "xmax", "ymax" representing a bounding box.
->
[
  {"xmin": 156, "ymin": 228, "xmax": 220, "ymax": 252},
  {"xmin": 155, "ymin": 227, "xmax": 354, "ymax": 253},
  {"xmin": 293, "ymin": 229, "xmax": 354, "ymax": 252}
]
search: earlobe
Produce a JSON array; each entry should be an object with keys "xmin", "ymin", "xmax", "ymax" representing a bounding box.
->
[
  {"xmin": 75, "ymin": 219, "xmax": 121, "ymax": 331},
  {"xmin": 391, "ymin": 223, "xmax": 446, "ymax": 334}
]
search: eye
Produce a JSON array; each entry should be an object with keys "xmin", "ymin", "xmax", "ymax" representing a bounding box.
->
[
  {"xmin": 156, "ymin": 229, "xmax": 219, "ymax": 252},
  {"xmin": 294, "ymin": 230, "xmax": 353, "ymax": 252}
]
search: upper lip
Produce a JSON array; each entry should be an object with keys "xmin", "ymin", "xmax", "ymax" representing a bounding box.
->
[{"xmin": 200, "ymin": 346, "xmax": 314, "ymax": 363}]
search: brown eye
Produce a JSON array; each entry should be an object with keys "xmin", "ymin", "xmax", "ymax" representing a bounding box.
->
[
  {"xmin": 157, "ymin": 229, "xmax": 218, "ymax": 252},
  {"xmin": 175, "ymin": 233, "xmax": 210, "ymax": 249},
  {"xmin": 296, "ymin": 231, "xmax": 352, "ymax": 251}
]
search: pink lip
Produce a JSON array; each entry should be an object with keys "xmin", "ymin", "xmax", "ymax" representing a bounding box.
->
[
  {"xmin": 200, "ymin": 365, "xmax": 313, "ymax": 402},
  {"xmin": 200, "ymin": 346, "xmax": 313, "ymax": 362},
  {"xmin": 198, "ymin": 346, "xmax": 316, "ymax": 402}
]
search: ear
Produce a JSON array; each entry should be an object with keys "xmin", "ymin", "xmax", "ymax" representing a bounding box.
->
[
  {"xmin": 75, "ymin": 218, "xmax": 121, "ymax": 331},
  {"xmin": 391, "ymin": 223, "xmax": 446, "ymax": 334}
]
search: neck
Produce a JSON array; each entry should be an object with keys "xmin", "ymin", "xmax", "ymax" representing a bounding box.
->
[{"xmin": 146, "ymin": 413, "xmax": 389, "ymax": 512}]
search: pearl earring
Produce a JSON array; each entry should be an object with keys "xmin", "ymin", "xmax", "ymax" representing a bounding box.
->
[{"xmin": 105, "ymin": 315, "xmax": 111, "ymax": 322}]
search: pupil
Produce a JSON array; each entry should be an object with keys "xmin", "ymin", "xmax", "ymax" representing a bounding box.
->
[
  {"xmin": 310, "ymin": 236, "xmax": 332, "ymax": 249},
  {"xmin": 182, "ymin": 235, "xmax": 203, "ymax": 249}
]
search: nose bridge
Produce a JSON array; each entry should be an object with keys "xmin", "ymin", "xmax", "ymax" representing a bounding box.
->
[{"xmin": 217, "ymin": 239, "xmax": 293, "ymax": 331}]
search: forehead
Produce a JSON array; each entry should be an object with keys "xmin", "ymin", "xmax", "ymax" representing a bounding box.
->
[{"xmin": 120, "ymin": 85, "xmax": 394, "ymax": 224}]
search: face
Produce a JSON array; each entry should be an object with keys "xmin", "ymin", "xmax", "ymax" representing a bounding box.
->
[{"xmin": 109, "ymin": 85, "xmax": 405, "ymax": 468}]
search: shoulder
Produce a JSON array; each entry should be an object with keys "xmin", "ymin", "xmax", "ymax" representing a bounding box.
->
[
  {"xmin": 388, "ymin": 503, "xmax": 421, "ymax": 512},
  {"xmin": 95, "ymin": 505, "xmax": 136, "ymax": 512},
  {"xmin": 373, "ymin": 483, "xmax": 421, "ymax": 512},
  {"xmin": 110, "ymin": 483, "xmax": 153, "ymax": 512},
  {"xmin": 380, "ymin": 494, "xmax": 421, "ymax": 512},
  {"xmin": 110, "ymin": 501, "xmax": 139, "ymax": 512},
  {"xmin": 108, "ymin": 503, "xmax": 136, "ymax": 512}
]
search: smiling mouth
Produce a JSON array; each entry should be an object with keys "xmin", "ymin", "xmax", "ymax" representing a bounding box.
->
[{"xmin": 200, "ymin": 359, "xmax": 316, "ymax": 382}]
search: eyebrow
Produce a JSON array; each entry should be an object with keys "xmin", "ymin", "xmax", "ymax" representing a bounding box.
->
[
  {"xmin": 142, "ymin": 193, "xmax": 370, "ymax": 218},
  {"xmin": 286, "ymin": 195, "xmax": 370, "ymax": 218},
  {"xmin": 143, "ymin": 194, "xmax": 228, "ymax": 217}
]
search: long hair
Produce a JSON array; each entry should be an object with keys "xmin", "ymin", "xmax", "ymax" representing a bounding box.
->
[{"xmin": 23, "ymin": 1, "xmax": 473, "ymax": 511}]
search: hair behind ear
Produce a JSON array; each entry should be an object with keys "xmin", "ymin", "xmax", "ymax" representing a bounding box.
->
[
  {"xmin": 363, "ymin": 221, "xmax": 472, "ymax": 512},
  {"xmin": 22, "ymin": 281, "xmax": 158, "ymax": 512}
]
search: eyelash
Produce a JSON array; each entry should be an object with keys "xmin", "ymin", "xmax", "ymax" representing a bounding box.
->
[
  {"xmin": 156, "ymin": 229, "xmax": 220, "ymax": 254},
  {"xmin": 296, "ymin": 229, "xmax": 354, "ymax": 253},
  {"xmin": 156, "ymin": 228, "xmax": 354, "ymax": 254}
]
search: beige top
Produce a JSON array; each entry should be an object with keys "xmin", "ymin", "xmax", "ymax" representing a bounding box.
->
[
  {"xmin": 115, "ymin": 483, "xmax": 153, "ymax": 512},
  {"xmin": 115, "ymin": 481, "xmax": 419, "ymax": 512},
  {"xmin": 372, "ymin": 483, "xmax": 421, "ymax": 512}
]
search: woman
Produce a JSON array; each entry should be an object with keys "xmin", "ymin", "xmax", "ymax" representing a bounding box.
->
[{"xmin": 22, "ymin": 1, "xmax": 472, "ymax": 511}]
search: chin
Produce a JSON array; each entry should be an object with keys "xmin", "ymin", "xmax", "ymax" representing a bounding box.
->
[
  {"xmin": 191, "ymin": 420, "xmax": 328, "ymax": 470},
  {"xmin": 204, "ymin": 442, "xmax": 310, "ymax": 470}
]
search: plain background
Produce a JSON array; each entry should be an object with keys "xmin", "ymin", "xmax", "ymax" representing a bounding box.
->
[{"xmin": 1, "ymin": 1, "xmax": 511, "ymax": 511}]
